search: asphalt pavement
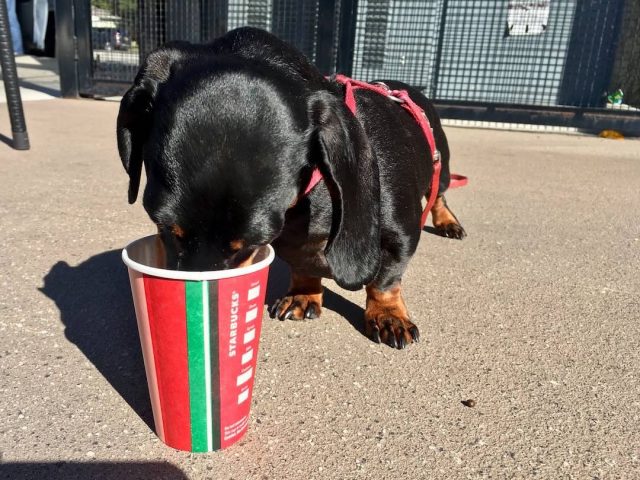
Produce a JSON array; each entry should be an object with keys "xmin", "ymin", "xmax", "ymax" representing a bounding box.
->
[{"xmin": 1, "ymin": 99, "xmax": 639, "ymax": 479}]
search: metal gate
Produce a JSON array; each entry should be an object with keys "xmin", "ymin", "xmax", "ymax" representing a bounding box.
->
[
  {"xmin": 86, "ymin": 0, "xmax": 342, "ymax": 84},
  {"xmin": 58, "ymin": 0, "xmax": 640, "ymax": 131}
]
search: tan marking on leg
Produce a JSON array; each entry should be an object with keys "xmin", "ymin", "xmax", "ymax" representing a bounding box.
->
[
  {"xmin": 365, "ymin": 283, "xmax": 417, "ymax": 346},
  {"xmin": 430, "ymin": 195, "xmax": 466, "ymax": 239},
  {"xmin": 365, "ymin": 284, "xmax": 409, "ymax": 321},
  {"xmin": 290, "ymin": 273, "xmax": 323, "ymax": 296},
  {"xmin": 430, "ymin": 195, "xmax": 458, "ymax": 229}
]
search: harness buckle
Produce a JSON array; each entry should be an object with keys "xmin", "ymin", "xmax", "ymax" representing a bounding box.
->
[
  {"xmin": 372, "ymin": 81, "xmax": 390, "ymax": 91},
  {"xmin": 433, "ymin": 149, "xmax": 441, "ymax": 164}
]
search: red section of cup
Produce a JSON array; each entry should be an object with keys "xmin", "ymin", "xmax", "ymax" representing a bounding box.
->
[{"xmin": 122, "ymin": 235, "xmax": 274, "ymax": 452}]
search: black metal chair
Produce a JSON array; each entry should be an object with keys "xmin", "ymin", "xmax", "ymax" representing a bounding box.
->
[{"xmin": 0, "ymin": 0, "xmax": 30, "ymax": 150}]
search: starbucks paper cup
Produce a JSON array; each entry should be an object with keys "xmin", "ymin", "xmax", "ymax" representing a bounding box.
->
[{"xmin": 122, "ymin": 235, "xmax": 274, "ymax": 452}]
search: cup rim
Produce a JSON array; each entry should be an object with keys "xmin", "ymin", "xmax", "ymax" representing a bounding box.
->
[{"xmin": 122, "ymin": 235, "xmax": 275, "ymax": 281}]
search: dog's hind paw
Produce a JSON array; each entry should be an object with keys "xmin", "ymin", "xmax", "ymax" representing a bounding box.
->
[
  {"xmin": 270, "ymin": 294, "xmax": 323, "ymax": 321},
  {"xmin": 431, "ymin": 195, "xmax": 466, "ymax": 240},
  {"xmin": 434, "ymin": 222, "xmax": 466, "ymax": 240}
]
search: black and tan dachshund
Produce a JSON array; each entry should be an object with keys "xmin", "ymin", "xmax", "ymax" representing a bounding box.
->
[{"xmin": 117, "ymin": 27, "xmax": 465, "ymax": 349}]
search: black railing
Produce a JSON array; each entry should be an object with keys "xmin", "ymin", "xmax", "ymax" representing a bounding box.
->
[{"xmin": 0, "ymin": 0, "xmax": 30, "ymax": 150}]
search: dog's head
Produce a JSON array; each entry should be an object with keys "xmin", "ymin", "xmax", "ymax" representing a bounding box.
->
[{"xmin": 117, "ymin": 40, "xmax": 380, "ymax": 289}]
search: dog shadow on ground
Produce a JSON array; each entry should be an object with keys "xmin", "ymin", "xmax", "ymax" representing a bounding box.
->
[
  {"xmin": 1, "ymin": 461, "xmax": 188, "ymax": 480},
  {"xmin": 423, "ymin": 225, "xmax": 448, "ymax": 238},
  {"xmin": 41, "ymin": 251, "xmax": 366, "ymax": 428}
]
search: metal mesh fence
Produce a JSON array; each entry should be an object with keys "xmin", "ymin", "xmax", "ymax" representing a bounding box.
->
[
  {"xmin": 90, "ymin": 0, "xmax": 329, "ymax": 82},
  {"xmin": 352, "ymin": 0, "xmax": 633, "ymax": 110},
  {"xmin": 88, "ymin": 0, "xmax": 638, "ymax": 112},
  {"xmin": 91, "ymin": 1, "xmax": 140, "ymax": 82},
  {"xmin": 353, "ymin": 0, "xmax": 444, "ymax": 96},
  {"xmin": 434, "ymin": 0, "xmax": 575, "ymax": 106}
]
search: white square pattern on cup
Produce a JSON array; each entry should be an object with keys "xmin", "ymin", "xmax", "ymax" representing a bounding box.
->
[
  {"xmin": 237, "ymin": 389, "xmax": 249, "ymax": 404},
  {"xmin": 236, "ymin": 367, "xmax": 253, "ymax": 387},
  {"xmin": 241, "ymin": 349, "xmax": 253, "ymax": 365},
  {"xmin": 243, "ymin": 329, "xmax": 255, "ymax": 345},
  {"xmin": 247, "ymin": 286, "xmax": 260, "ymax": 301},
  {"xmin": 245, "ymin": 307, "xmax": 258, "ymax": 323}
]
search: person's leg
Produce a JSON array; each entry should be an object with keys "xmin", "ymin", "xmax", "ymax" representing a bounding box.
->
[
  {"xmin": 33, "ymin": 0, "xmax": 49, "ymax": 50},
  {"xmin": 6, "ymin": 0, "xmax": 24, "ymax": 54}
]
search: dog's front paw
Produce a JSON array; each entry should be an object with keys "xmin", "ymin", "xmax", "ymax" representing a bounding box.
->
[
  {"xmin": 365, "ymin": 310, "xmax": 419, "ymax": 349},
  {"xmin": 365, "ymin": 284, "xmax": 419, "ymax": 349},
  {"xmin": 271, "ymin": 274, "xmax": 323, "ymax": 321},
  {"xmin": 270, "ymin": 293, "xmax": 323, "ymax": 321}
]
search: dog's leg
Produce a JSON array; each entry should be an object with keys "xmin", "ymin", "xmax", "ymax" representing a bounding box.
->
[
  {"xmin": 365, "ymin": 281, "xmax": 419, "ymax": 349},
  {"xmin": 431, "ymin": 194, "xmax": 466, "ymax": 239},
  {"xmin": 271, "ymin": 273, "xmax": 323, "ymax": 321}
]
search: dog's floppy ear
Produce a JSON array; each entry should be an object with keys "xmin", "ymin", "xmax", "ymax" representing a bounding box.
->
[
  {"xmin": 117, "ymin": 45, "xmax": 186, "ymax": 203},
  {"xmin": 307, "ymin": 91, "xmax": 381, "ymax": 290}
]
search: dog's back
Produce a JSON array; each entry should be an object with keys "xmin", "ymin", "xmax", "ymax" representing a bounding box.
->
[{"xmin": 208, "ymin": 27, "xmax": 327, "ymax": 90}]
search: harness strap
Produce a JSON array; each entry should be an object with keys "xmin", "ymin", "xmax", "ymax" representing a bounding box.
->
[
  {"xmin": 449, "ymin": 173, "xmax": 468, "ymax": 189},
  {"xmin": 303, "ymin": 168, "xmax": 324, "ymax": 195},
  {"xmin": 304, "ymin": 75, "xmax": 466, "ymax": 230},
  {"xmin": 334, "ymin": 75, "xmax": 441, "ymax": 230}
]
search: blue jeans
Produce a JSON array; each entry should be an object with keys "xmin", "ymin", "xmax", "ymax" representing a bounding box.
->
[
  {"xmin": 5, "ymin": 0, "xmax": 24, "ymax": 54},
  {"xmin": 33, "ymin": 0, "xmax": 48, "ymax": 49}
]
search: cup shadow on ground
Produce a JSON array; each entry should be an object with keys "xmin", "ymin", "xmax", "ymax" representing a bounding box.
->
[
  {"xmin": 41, "ymin": 250, "xmax": 154, "ymax": 430},
  {"xmin": 41, "ymin": 251, "xmax": 367, "ymax": 430}
]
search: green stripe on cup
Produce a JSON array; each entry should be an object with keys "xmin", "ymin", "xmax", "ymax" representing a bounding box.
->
[{"xmin": 186, "ymin": 281, "xmax": 212, "ymax": 452}]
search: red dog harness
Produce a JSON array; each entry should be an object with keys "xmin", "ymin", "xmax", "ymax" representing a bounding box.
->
[{"xmin": 304, "ymin": 74, "xmax": 467, "ymax": 229}]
